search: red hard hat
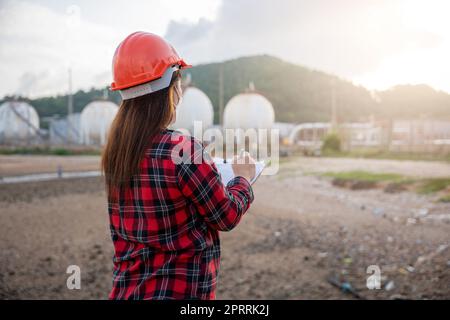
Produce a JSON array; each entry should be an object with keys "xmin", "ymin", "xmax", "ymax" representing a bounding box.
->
[{"xmin": 110, "ymin": 32, "xmax": 191, "ymax": 91}]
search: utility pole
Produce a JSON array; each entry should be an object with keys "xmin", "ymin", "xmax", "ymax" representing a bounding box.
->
[
  {"xmin": 331, "ymin": 78, "xmax": 338, "ymax": 132},
  {"xmin": 218, "ymin": 64, "xmax": 224, "ymax": 126},
  {"xmin": 67, "ymin": 68, "xmax": 73, "ymax": 144},
  {"xmin": 26, "ymin": 101, "xmax": 30, "ymax": 146}
]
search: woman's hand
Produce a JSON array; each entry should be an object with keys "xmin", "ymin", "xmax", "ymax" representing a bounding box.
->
[{"xmin": 232, "ymin": 151, "xmax": 256, "ymax": 182}]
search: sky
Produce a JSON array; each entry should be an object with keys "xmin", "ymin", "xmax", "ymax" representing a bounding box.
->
[{"xmin": 1, "ymin": 0, "xmax": 450, "ymax": 98}]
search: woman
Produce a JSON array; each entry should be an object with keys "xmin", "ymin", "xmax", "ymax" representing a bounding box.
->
[{"xmin": 102, "ymin": 32, "xmax": 255, "ymax": 300}]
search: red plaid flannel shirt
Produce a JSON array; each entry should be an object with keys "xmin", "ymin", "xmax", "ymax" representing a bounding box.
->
[{"xmin": 108, "ymin": 129, "xmax": 254, "ymax": 299}]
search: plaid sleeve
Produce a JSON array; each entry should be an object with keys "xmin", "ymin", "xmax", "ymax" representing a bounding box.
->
[{"xmin": 175, "ymin": 140, "xmax": 254, "ymax": 231}]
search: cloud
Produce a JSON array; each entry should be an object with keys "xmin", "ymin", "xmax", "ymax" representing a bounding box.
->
[
  {"xmin": 16, "ymin": 71, "xmax": 51, "ymax": 96},
  {"xmin": 1, "ymin": 0, "xmax": 449, "ymax": 96},
  {"xmin": 165, "ymin": 0, "xmax": 445, "ymax": 81},
  {"xmin": 166, "ymin": 18, "xmax": 213, "ymax": 46},
  {"xmin": 0, "ymin": 0, "xmax": 220, "ymax": 98},
  {"xmin": 0, "ymin": 0, "xmax": 123, "ymax": 97}
]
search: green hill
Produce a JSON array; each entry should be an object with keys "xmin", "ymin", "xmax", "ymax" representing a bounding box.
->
[
  {"xmin": 376, "ymin": 84, "xmax": 450, "ymax": 120},
  {"xmin": 186, "ymin": 55, "xmax": 377, "ymax": 123},
  {"xmin": 2, "ymin": 55, "xmax": 449, "ymax": 124}
]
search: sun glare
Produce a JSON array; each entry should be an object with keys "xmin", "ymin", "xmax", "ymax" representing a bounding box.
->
[{"xmin": 354, "ymin": 0, "xmax": 450, "ymax": 92}]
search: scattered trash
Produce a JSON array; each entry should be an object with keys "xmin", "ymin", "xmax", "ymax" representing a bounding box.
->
[
  {"xmin": 274, "ymin": 231, "xmax": 281, "ymax": 237},
  {"xmin": 372, "ymin": 207, "xmax": 385, "ymax": 217},
  {"xmin": 341, "ymin": 282, "xmax": 352, "ymax": 292},
  {"xmin": 317, "ymin": 252, "xmax": 328, "ymax": 258},
  {"xmin": 385, "ymin": 280, "xmax": 395, "ymax": 291},
  {"xmin": 387, "ymin": 236, "xmax": 394, "ymax": 243},
  {"xmin": 327, "ymin": 276, "xmax": 363, "ymax": 299},
  {"xmin": 343, "ymin": 257, "xmax": 353, "ymax": 265},
  {"xmin": 406, "ymin": 266, "xmax": 415, "ymax": 273},
  {"xmin": 406, "ymin": 218, "xmax": 417, "ymax": 225},
  {"xmin": 436, "ymin": 244, "xmax": 448, "ymax": 253},
  {"xmin": 415, "ymin": 208, "xmax": 429, "ymax": 218}
]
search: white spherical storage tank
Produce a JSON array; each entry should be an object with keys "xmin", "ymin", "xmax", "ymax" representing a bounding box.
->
[
  {"xmin": 80, "ymin": 100, "xmax": 118, "ymax": 145},
  {"xmin": 0, "ymin": 101, "xmax": 40, "ymax": 143},
  {"xmin": 223, "ymin": 92, "xmax": 275, "ymax": 130},
  {"xmin": 171, "ymin": 87, "xmax": 214, "ymax": 134}
]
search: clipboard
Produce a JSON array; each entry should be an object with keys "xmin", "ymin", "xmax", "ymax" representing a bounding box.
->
[{"xmin": 213, "ymin": 157, "xmax": 266, "ymax": 185}]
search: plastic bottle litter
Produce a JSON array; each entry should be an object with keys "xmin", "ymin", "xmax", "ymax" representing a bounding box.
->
[
  {"xmin": 385, "ymin": 280, "xmax": 395, "ymax": 291},
  {"xmin": 406, "ymin": 266, "xmax": 415, "ymax": 273}
]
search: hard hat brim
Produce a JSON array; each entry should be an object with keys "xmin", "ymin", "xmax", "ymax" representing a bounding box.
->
[
  {"xmin": 179, "ymin": 59, "xmax": 192, "ymax": 69},
  {"xmin": 119, "ymin": 65, "xmax": 184, "ymax": 100},
  {"xmin": 111, "ymin": 60, "xmax": 191, "ymax": 92}
]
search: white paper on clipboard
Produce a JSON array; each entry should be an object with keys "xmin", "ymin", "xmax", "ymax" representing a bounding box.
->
[{"xmin": 213, "ymin": 157, "xmax": 266, "ymax": 185}]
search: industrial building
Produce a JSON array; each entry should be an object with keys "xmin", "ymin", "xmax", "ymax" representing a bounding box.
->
[
  {"xmin": 0, "ymin": 101, "xmax": 41, "ymax": 145},
  {"xmin": 287, "ymin": 120, "xmax": 450, "ymax": 154},
  {"xmin": 80, "ymin": 100, "xmax": 118, "ymax": 146},
  {"xmin": 171, "ymin": 86, "xmax": 214, "ymax": 135},
  {"xmin": 1, "ymin": 88, "xmax": 449, "ymax": 155},
  {"xmin": 48, "ymin": 113, "xmax": 81, "ymax": 145},
  {"xmin": 223, "ymin": 88, "xmax": 275, "ymax": 131}
]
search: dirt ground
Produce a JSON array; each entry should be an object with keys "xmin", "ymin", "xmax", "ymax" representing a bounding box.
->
[
  {"xmin": 2, "ymin": 154, "xmax": 450, "ymax": 178},
  {"xmin": 0, "ymin": 156, "xmax": 449, "ymax": 299},
  {"xmin": 0, "ymin": 155, "xmax": 100, "ymax": 177}
]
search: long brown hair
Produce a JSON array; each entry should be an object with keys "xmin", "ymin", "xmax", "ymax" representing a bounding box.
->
[{"xmin": 102, "ymin": 71, "xmax": 181, "ymax": 198}]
